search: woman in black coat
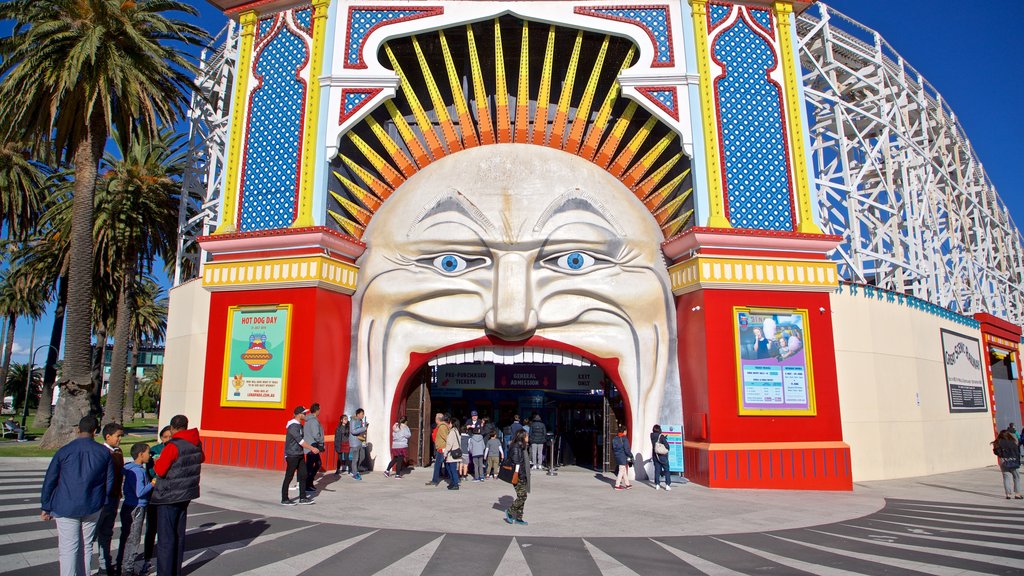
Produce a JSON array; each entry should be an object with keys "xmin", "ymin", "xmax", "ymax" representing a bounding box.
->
[
  {"xmin": 650, "ymin": 424, "xmax": 671, "ymax": 491},
  {"xmin": 334, "ymin": 415, "xmax": 350, "ymax": 475},
  {"xmin": 505, "ymin": 430, "xmax": 530, "ymax": 525}
]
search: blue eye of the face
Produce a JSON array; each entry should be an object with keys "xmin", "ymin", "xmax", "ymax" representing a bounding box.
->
[
  {"xmin": 556, "ymin": 251, "xmax": 595, "ymax": 271},
  {"xmin": 432, "ymin": 254, "xmax": 468, "ymax": 274}
]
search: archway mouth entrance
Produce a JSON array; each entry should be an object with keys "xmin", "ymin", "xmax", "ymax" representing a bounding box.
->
[{"xmin": 389, "ymin": 337, "xmax": 633, "ymax": 473}]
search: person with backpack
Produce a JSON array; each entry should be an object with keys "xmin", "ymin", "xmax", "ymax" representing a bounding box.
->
[
  {"xmin": 611, "ymin": 424, "xmax": 633, "ymax": 490},
  {"xmin": 469, "ymin": 423, "xmax": 487, "ymax": 482},
  {"xmin": 992, "ymin": 429, "xmax": 1022, "ymax": 499},
  {"xmin": 528, "ymin": 414, "xmax": 547, "ymax": 470},
  {"xmin": 650, "ymin": 424, "xmax": 672, "ymax": 491}
]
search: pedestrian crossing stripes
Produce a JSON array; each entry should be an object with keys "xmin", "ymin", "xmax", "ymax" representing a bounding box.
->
[{"xmin": 0, "ymin": 466, "xmax": 1022, "ymax": 575}]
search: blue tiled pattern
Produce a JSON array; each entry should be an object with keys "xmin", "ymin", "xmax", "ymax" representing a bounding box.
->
[
  {"xmin": 295, "ymin": 7, "xmax": 312, "ymax": 34},
  {"xmin": 749, "ymin": 7, "xmax": 773, "ymax": 32},
  {"xmin": 346, "ymin": 10, "xmax": 430, "ymax": 67},
  {"xmin": 344, "ymin": 92, "xmax": 371, "ymax": 115},
  {"xmin": 586, "ymin": 8, "xmax": 673, "ymax": 65},
  {"xmin": 258, "ymin": 16, "xmax": 275, "ymax": 41},
  {"xmin": 239, "ymin": 25, "xmax": 309, "ymax": 231},
  {"xmin": 646, "ymin": 89, "xmax": 676, "ymax": 113},
  {"xmin": 709, "ymin": 3, "xmax": 732, "ymax": 28},
  {"xmin": 714, "ymin": 17, "xmax": 793, "ymax": 231}
]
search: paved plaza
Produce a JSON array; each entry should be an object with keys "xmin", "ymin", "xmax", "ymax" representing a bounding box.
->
[{"xmin": 1, "ymin": 457, "xmax": 1021, "ymax": 575}]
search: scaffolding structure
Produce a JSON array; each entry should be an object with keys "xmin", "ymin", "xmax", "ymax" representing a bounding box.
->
[
  {"xmin": 797, "ymin": 4, "xmax": 1024, "ymax": 324},
  {"xmin": 174, "ymin": 22, "xmax": 238, "ymax": 285}
]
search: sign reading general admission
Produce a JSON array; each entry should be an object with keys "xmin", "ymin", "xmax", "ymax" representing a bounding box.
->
[{"xmin": 940, "ymin": 329, "xmax": 987, "ymax": 413}]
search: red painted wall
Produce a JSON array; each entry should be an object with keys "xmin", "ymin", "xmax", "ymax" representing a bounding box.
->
[
  {"xmin": 677, "ymin": 289, "xmax": 843, "ymax": 444},
  {"xmin": 201, "ymin": 287, "xmax": 352, "ymax": 437}
]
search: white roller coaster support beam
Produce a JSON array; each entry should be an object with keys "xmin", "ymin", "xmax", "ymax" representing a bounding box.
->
[
  {"xmin": 797, "ymin": 3, "xmax": 1024, "ymax": 325},
  {"xmin": 174, "ymin": 22, "xmax": 238, "ymax": 285}
]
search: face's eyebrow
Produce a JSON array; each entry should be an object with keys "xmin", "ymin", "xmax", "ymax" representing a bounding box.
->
[
  {"xmin": 533, "ymin": 189, "xmax": 624, "ymax": 235},
  {"xmin": 408, "ymin": 189, "xmax": 498, "ymax": 239}
]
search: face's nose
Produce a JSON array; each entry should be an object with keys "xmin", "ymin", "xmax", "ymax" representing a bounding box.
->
[{"xmin": 484, "ymin": 253, "xmax": 538, "ymax": 339}]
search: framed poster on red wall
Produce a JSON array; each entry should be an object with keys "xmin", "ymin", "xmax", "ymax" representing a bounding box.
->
[
  {"xmin": 220, "ymin": 304, "xmax": 292, "ymax": 409},
  {"xmin": 734, "ymin": 307, "xmax": 817, "ymax": 416}
]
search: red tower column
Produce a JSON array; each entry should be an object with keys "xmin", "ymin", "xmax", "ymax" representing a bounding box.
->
[
  {"xmin": 196, "ymin": 228, "xmax": 364, "ymax": 471},
  {"xmin": 666, "ymin": 228, "xmax": 852, "ymax": 490}
]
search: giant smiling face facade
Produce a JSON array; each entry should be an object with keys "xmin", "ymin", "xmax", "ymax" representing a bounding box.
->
[{"xmin": 346, "ymin": 144, "xmax": 681, "ymax": 463}]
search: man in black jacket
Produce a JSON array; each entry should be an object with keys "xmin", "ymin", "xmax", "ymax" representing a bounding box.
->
[
  {"xmin": 152, "ymin": 414, "xmax": 204, "ymax": 576},
  {"xmin": 529, "ymin": 414, "xmax": 547, "ymax": 470},
  {"xmin": 282, "ymin": 406, "xmax": 318, "ymax": 505}
]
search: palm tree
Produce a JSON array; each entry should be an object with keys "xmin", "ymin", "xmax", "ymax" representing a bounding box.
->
[
  {"xmin": 124, "ymin": 278, "xmax": 168, "ymax": 422},
  {"xmin": 0, "ymin": 263, "xmax": 50, "ymax": 392},
  {"xmin": 98, "ymin": 128, "xmax": 182, "ymax": 425},
  {"xmin": 0, "ymin": 0, "xmax": 208, "ymax": 448},
  {"xmin": 0, "ymin": 139, "xmax": 47, "ymax": 241},
  {"xmin": 4, "ymin": 362, "xmax": 42, "ymax": 416}
]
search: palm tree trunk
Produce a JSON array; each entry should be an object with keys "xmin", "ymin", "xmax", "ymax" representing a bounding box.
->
[
  {"xmin": 91, "ymin": 325, "xmax": 106, "ymax": 417},
  {"xmin": 104, "ymin": 277, "xmax": 131, "ymax": 425},
  {"xmin": 0, "ymin": 313, "xmax": 17, "ymax": 395},
  {"xmin": 41, "ymin": 110, "xmax": 105, "ymax": 449},
  {"xmin": 124, "ymin": 335, "xmax": 140, "ymax": 423},
  {"xmin": 33, "ymin": 274, "xmax": 66, "ymax": 428}
]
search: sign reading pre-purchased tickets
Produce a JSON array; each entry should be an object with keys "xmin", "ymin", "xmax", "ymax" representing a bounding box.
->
[{"xmin": 940, "ymin": 329, "xmax": 988, "ymax": 413}]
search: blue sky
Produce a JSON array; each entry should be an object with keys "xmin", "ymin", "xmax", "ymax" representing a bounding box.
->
[{"xmin": 6, "ymin": 0, "xmax": 1022, "ymax": 363}]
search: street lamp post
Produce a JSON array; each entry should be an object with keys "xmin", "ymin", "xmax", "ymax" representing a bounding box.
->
[{"xmin": 18, "ymin": 320, "xmax": 57, "ymax": 441}]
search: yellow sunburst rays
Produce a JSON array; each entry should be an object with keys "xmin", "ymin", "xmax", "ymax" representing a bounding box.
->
[
  {"xmin": 365, "ymin": 115, "xmax": 416, "ymax": 178},
  {"xmin": 546, "ymin": 30, "xmax": 583, "ymax": 149},
  {"xmin": 565, "ymin": 36, "xmax": 610, "ymax": 155},
  {"xmin": 594, "ymin": 100, "xmax": 638, "ymax": 168},
  {"xmin": 384, "ymin": 100, "xmax": 431, "ymax": 169},
  {"xmin": 580, "ymin": 46, "xmax": 635, "ymax": 161},
  {"xmin": 385, "ymin": 43, "xmax": 445, "ymax": 160},
  {"xmin": 514, "ymin": 21, "xmax": 530, "ymax": 143},
  {"xmin": 412, "ymin": 35, "xmax": 462, "ymax": 154},
  {"xmin": 532, "ymin": 25, "xmax": 556, "ymax": 145},
  {"xmin": 494, "ymin": 20, "xmax": 512, "ymax": 143},
  {"xmin": 466, "ymin": 24, "xmax": 496, "ymax": 145},
  {"xmin": 440, "ymin": 30, "xmax": 479, "ymax": 148}
]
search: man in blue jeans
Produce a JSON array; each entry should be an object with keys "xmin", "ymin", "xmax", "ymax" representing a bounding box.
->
[
  {"xmin": 152, "ymin": 415, "xmax": 204, "ymax": 576},
  {"xmin": 348, "ymin": 409, "xmax": 367, "ymax": 480}
]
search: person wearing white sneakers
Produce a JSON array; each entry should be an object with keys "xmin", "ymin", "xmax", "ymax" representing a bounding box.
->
[{"xmin": 650, "ymin": 424, "xmax": 672, "ymax": 491}]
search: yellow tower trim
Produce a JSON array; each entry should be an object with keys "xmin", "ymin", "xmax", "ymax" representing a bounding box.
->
[{"xmin": 214, "ymin": 10, "xmax": 258, "ymax": 235}]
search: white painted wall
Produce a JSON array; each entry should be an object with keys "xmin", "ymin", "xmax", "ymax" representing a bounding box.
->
[
  {"xmin": 160, "ymin": 280, "xmax": 211, "ymax": 430},
  {"xmin": 830, "ymin": 289, "xmax": 995, "ymax": 481}
]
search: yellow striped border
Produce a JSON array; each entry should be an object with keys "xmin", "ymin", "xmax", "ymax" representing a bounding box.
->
[
  {"xmin": 670, "ymin": 256, "xmax": 838, "ymax": 294},
  {"xmin": 203, "ymin": 255, "xmax": 359, "ymax": 294}
]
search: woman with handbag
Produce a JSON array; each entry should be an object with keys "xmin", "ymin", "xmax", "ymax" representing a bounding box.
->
[
  {"xmin": 992, "ymin": 429, "xmax": 1022, "ymax": 499},
  {"xmin": 611, "ymin": 424, "xmax": 633, "ymax": 490},
  {"xmin": 384, "ymin": 416, "xmax": 412, "ymax": 478},
  {"xmin": 504, "ymin": 430, "xmax": 530, "ymax": 525},
  {"xmin": 444, "ymin": 418, "xmax": 462, "ymax": 491},
  {"xmin": 650, "ymin": 424, "xmax": 672, "ymax": 491}
]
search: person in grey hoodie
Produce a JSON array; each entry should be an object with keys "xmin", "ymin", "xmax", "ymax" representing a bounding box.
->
[
  {"xmin": 303, "ymin": 403, "xmax": 325, "ymax": 493},
  {"xmin": 348, "ymin": 409, "xmax": 367, "ymax": 480},
  {"xmin": 469, "ymin": 424, "xmax": 487, "ymax": 481}
]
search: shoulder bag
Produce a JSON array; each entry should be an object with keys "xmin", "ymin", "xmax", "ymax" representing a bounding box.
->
[{"xmin": 654, "ymin": 434, "xmax": 669, "ymax": 456}]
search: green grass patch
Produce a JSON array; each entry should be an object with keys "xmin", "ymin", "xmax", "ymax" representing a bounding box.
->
[{"xmin": 0, "ymin": 413, "xmax": 160, "ymax": 458}]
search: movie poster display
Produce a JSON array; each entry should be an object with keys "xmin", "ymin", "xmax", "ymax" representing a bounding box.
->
[
  {"xmin": 221, "ymin": 305, "xmax": 292, "ymax": 408},
  {"xmin": 734, "ymin": 307, "xmax": 816, "ymax": 415},
  {"xmin": 940, "ymin": 329, "xmax": 987, "ymax": 413}
]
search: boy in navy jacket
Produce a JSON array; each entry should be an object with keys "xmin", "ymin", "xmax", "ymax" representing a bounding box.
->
[{"xmin": 118, "ymin": 442, "xmax": 154, "ymax": 576}]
